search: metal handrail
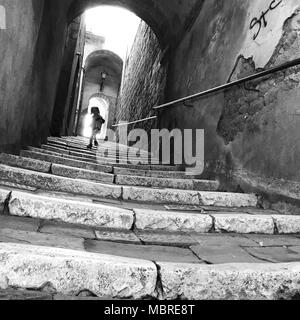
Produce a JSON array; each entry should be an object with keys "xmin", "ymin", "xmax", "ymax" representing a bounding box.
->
[
  {"xmin": 112, "ymin": 57, "xmax": 300, "ymax": 126},
  {"xmin": 112, "ymin": 116, "xmax": 157, "ymax": 127},
  {"xmin": 153, "ymin": 57, "xmax": 300, "ymax": 110}
]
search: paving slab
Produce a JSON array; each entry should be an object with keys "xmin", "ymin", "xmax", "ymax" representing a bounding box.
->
[
  {"xmin": 213, "ymin": 214, "xmax": 275, "ymax": 234},
  {"xmin": 134, "ymin": 209, "xmax": 213, "ymax": 233},
  {"xmin": 21, "ymin": 150, "xmax": 113, "ymax": 173},
  {"xmin": 157, "ymin": 262, "xmax": 300, "ymax": 300},
  {"xmin": 273, "ymin": 215, "xmax": 300, "ymax": 234},
  {"xmin": 0, "ymin": 153, "xmax": 51, "ymax": 173},
  {"xmin": 123, "ymin": 187, "xmax": 258, "ymax": 207},
  {"xmin": 95, "ymin": 229, "xmax": 141, "ymax": 245},
  {"xmin": 9, "ymin": 191, "xmax": 134, "ymax": 230},
  {"xmin": 40, "ymin": 221, "xmax": 95, "ymax": 239},
  {"xmin": 0, "ymin": 229, "xmax": 84, "ymax": 251},
  {"xmin": 135, "ymin": 230, "xmax": 198, "ymax": 248},
  {"xmin": 242, "ymin": 234, "xmax": 300, "ymax": 247},
  {"xmin": 85, "ymin": 240, "xmax": 201, "ymax": 264},
  {"xmin": 191, "ymin": 244, "xmax": 263, "ymax": 264},
  {"xmin": 0, "ymin": 164, "xmax": 122, "ymax": 199},
  {"xmin": 0, "ymin": 215, "xmax": 39, "ymax": 232},
  {"xmin": 0, "ymin": 243, "xmax": 157, "ymax": 299},
  {"xmin": 51, "ymin": 164, "xmax": 114, "ymax": 183},
  {"xmin": 243, "ymin": 246, "xmax": 300, "ymax": 263},
  {"xmin": 189, "ymin": 233, "xmax": 257, "ymax": 247}
]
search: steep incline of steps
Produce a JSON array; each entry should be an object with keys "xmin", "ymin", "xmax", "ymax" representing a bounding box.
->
[{"xmin": 0, "ymin": 135, "xmax": 300, "ymax": 300}]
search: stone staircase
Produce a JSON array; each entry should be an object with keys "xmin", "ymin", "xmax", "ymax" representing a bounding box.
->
[{"xmin": 0, "ymin": 136, "xmax": 300, "ymax": 300}]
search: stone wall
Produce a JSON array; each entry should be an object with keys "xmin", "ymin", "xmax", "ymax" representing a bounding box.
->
[
  {"xmin": 162, "ymin": 0, "xmax": 300, "ymax": 204},
  {"xmin": 116, "ymin": 21, "xmax": 167, "ymax": 135},
  {"xmin": 0, "ymin": 0, "xmax": 45, "ymax": 153},
  {"xmin": 0, "ymin": 0, "xmax": 71, "ymax": 153}
]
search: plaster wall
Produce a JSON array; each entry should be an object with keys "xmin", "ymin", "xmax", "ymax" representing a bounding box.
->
[{"xmin": 162, "ymin": 0, "xmax": 300, "ymax": 202}]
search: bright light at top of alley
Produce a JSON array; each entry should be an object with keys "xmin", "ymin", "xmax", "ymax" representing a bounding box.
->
[{"xmin": 84, "ymin": 6, "xmax": 141, "ymax": 60}]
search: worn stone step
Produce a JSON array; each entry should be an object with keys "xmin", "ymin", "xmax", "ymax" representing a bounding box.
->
[
  {"xmin": 0, "ymin": 153, "xmax": 51, "ymax": 173},
  {"xmin": 31, "ymin": 147, "xmax": 173, "ymax": 170},
  {"xmin": 0, "ymin": 164, "xmax": 121, "ymax": 199},
  {"xmin": 27, "ymin": 147, "xmax": 97, "ymax": 163},
  {"xmin": 1, "ymin": 242, "xmax": 300, "ymax": 300},
  {"xmin": 48, "ymin": 141, "xmax": 153, "ymax": 158},
  {"xmin": 55, "ymin": 137, "xmax": 153, "ymax": 156},
  {"xmin": 51, "ymin": 164, "xmax": 114, "ymax": 183},
  {"xmin": 0, "ymin": 154, "xmax": 114, "ymax": 184},
  {"xmin": 44, "ymin": 144, "xmax": 155, "ymax": 163},
  {"xmin": 115, "ymin": 175, "xmax": 219, "ymax": 191},
  {"xmin": 0, "ymin": 243, "xmax": 157, "ymax": 299},
  {"xmin": 123, "ymin": 186, "xmax": 258, "ymax": 207},
  {"xmin": 22, "ymin": 149, "xmax": 173, "ymax": 174},
  {"xmin": 20, "ymin": 150, "xmax": 113, "ymax": 173},
  {"xmin": 113, "ymin": 167, "xmax": 197, "ymax": 179},
  {"xmin": 8, "ymin": 190, "xmax": 133, "ymax": 230}
]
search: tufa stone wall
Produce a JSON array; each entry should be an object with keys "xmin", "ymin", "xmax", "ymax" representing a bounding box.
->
[{"xmin": 116, "ymin": 21, "xmax": 166, "ymax": 134}]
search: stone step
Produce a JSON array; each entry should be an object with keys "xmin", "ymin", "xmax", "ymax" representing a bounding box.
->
[
  {"xmin": 47, "ymin": 140, "xmax": 153, "ymax": 158},
  {"xmin": 20, "ymin": 150, "xmax": 113, "ymax": 173},
  {"xmin": 0, "ymin": 163, "xmax": 257, "ymax": 208},
  {"xmin": 29, "ymin": 147, "xmax": 179, "ymax": 171},
  {"xmin": 123, "ymin": 186, "xmax": 258, "ymax": 207},
  {"xmin": 0, "ymin": 164, "xmax": 121, "ymax": 199},
  {"xmin": 115, "ymin": 175, "xmax": 220, "ymax": 191},
  {"xmin": 52, "ymin": 164, "xmax": 114, "ymax": 183},
  {"xmin": 55, "ymin": 137, "xmax": 153, "ymax": 155},
  {"xmin": 7, "ymin": 190, "xmax": 133, "ymax": 230},
  {"xmin": 1, "ymin": 242, "xmax": 300, "ymax": 300},
  {"xmin": 3, "ymin": 188, "xmax": 293, "ymax": 235},
  {"xmin": 113, "ymin": 167, "xmax": 198, "ymax": 179},
  {"xmin": 0, "ymin": 243, "xmax": 157, "ymax": 299},
  {"xmin": 45, "ymin": 143, "xmax": 153, "ymax": 162},
  {"xmin": 0, "ymin": 153, "xmax": 114, "ymax": 184},
  {"xmin": 0, "ymin": 153, "xmax": 52, "ymax": 173}
]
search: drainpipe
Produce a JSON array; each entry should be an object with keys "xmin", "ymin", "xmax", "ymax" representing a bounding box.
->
[{"xmin": 73, "ymin": 66, "xmax": 86, "ymax": 135}]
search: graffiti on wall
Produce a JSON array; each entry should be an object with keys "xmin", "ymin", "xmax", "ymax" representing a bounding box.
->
[
  {"xmin": 0, "ymin": 5, "xmax": 6, "ymax": 29},
  {"xmin": 250, "ymin": 0, "xmax": 283, "ymax": 40}
]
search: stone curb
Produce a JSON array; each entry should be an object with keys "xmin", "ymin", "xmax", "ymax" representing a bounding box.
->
[
  {"xmin": 0, "ymin": 243, "xmax": 157, "ymax": 299},
  {"xmin": 134, "ymin": 209, "xmax": 213, "ymax": 233},
  {"xmin": 8, "ymin": 191, "xmax": 134, "ymax": 230},
  {"xmin": 115, "ymin": 175, "xmax": 219, "ymax": 191},
  {"xmin": 1, "ymin": 243, "xmax": 300, "ymax": 300},
  {"xmin": 123, "ymin": 186, "xmax": 258, "ymax": 207},
  {"xmin": 21, "ymin": 150, "xmax": 113, "ymax": 173},
  {"xmin": 213, "ymin": 214, "xmax": 275, "ymax": 234},
  {"xmin": 157, "ymin": 261, "xmax": 300, "ymax": 300},
  {"xmin": 2, "ymin": 186, "xmax": 300, "ymax": 235},
  {"xmin": 0, "ymin": 164, "xmax": 122, "ymax": 199}
]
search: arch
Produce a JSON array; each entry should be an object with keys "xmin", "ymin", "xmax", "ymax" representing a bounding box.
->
[
  {"xmin": 67, "ymin": 0, "xmax": 171, "ymax": 48},
  {"xmin": 84, "ymin": 50, "xmax": 123, "ymax": 75}
]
